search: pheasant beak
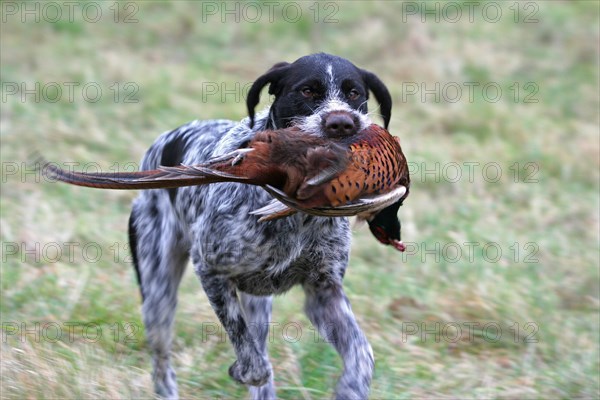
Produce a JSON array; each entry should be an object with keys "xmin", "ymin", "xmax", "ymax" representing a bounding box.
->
[
  {"xmin": 372, "ymin": 226, "xmax": 405, "ymax": 252},
  {"xmin": 390, "ymin": 240, "xmax": 406, "ymax": 252}
]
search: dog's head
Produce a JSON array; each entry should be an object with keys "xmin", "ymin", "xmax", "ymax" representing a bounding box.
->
[{"xmin": 247, "ymin": 53, "xmax": 392, "ymax": 136}]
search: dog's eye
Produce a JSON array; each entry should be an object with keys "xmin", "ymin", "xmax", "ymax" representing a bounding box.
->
[
  {"xmin": 348, "ymin": 89, "xmax": 360, "ymax": 101},
  {"xmin": 301, "ymin": 87, "xmax": 314, "ymax": 98}
]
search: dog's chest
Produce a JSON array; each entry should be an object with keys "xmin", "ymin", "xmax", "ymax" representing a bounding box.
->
[{"xmin": 181, "ymin": 184, "xmax": 351, "ymax": 293}]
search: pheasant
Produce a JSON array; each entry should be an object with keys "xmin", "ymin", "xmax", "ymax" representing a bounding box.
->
[{"xmin": 43, "ymin": 124, "xmax": 410, "ymax": 251}]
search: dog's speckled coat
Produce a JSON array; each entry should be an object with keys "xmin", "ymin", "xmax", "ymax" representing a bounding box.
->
[{"xmin": 129, "ymin": 53, "xmax": 392, "ymax": 399}]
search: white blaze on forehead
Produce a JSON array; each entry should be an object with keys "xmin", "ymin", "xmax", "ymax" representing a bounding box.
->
[
  {"xmin": 325, "ymin": 63, "xmax": 341, "ymax": 101},
  {"xmin": 326, "ymin": 64, "xmax": 334, "ymax": 83}
]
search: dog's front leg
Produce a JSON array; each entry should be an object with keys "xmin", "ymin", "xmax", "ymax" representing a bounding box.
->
[
  {"xmin": 197, "ymin": 270, "xmax": 272, "ymax": 387},
  {"xmin": 240, "ymin": 293, "xmax": 276, "ymax": 400},
  {"xmin": 304, "ymin": 280, "xmax": 374, "ymax": 400}
]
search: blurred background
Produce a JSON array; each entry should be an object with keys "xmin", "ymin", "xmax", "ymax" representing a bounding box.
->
[{"xmin": 1, "ymin": 1, "xmax": 598, "ymax": 398}]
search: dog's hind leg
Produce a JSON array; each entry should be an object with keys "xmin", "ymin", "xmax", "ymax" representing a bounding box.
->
[
  {"xmin": 240, "ymin": 293, "xmax": 276, "ymax": 400},
  {"xmin": 129, "ymin": 193, "xmax": 190, "ymax": 400}
]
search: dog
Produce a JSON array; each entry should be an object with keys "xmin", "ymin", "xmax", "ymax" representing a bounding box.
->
[{"xmin": 129, "ymin": 53, "xmax": 392, "ymax": 399}]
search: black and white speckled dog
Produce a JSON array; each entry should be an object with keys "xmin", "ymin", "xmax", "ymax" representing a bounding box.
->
[{"xmin": 129, "ymin": 53, "xmax": 392, "ymax": 399}]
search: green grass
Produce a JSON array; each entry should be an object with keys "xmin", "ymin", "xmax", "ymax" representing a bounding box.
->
[{"xmin": 1, "ymin": 1, "xmax": 599, "ymax": 399}]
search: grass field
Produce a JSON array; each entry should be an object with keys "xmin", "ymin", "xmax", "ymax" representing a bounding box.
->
[{"xmin": 1, "ymin": 1, "xmax": 599, "ymax": 399}]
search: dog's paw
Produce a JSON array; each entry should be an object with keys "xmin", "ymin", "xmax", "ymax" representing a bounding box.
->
[
  {"xmin": 153, "ymin": 366, "xmax": 179, "ymax": 399},
  {"xmin": 228, "ymin": 357, "xmax": 271, "ymax": 386}
]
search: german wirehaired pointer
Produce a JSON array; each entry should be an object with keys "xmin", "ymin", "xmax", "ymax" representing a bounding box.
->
[{"xmin": 129, "ymin": 53, "xmax": 392, "ymax": 399}]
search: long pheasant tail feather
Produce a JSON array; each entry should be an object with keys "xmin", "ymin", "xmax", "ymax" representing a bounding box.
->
[{"xmin": 41, "ymin": 161, "xmax": 210, "ymax": 190}]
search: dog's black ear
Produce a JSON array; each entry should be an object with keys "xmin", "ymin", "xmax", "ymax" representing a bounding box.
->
[
  {"xmin": 247, "ymin": 62, "xmax": 290, "ymax": 128},
  {"xmin": 361, "ymin": 70, "xmax": 392, "ymax": 129}
]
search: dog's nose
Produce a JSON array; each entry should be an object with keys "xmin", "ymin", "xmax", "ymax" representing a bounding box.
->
[{"xmin": 323, "ymin": 112, "xmax": 357, "ymax": 137}]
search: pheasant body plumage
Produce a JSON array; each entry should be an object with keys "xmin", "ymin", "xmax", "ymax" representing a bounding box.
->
[{"xmin": 323, "ymin": 125, "xmax": 408, "ymax": 206}]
